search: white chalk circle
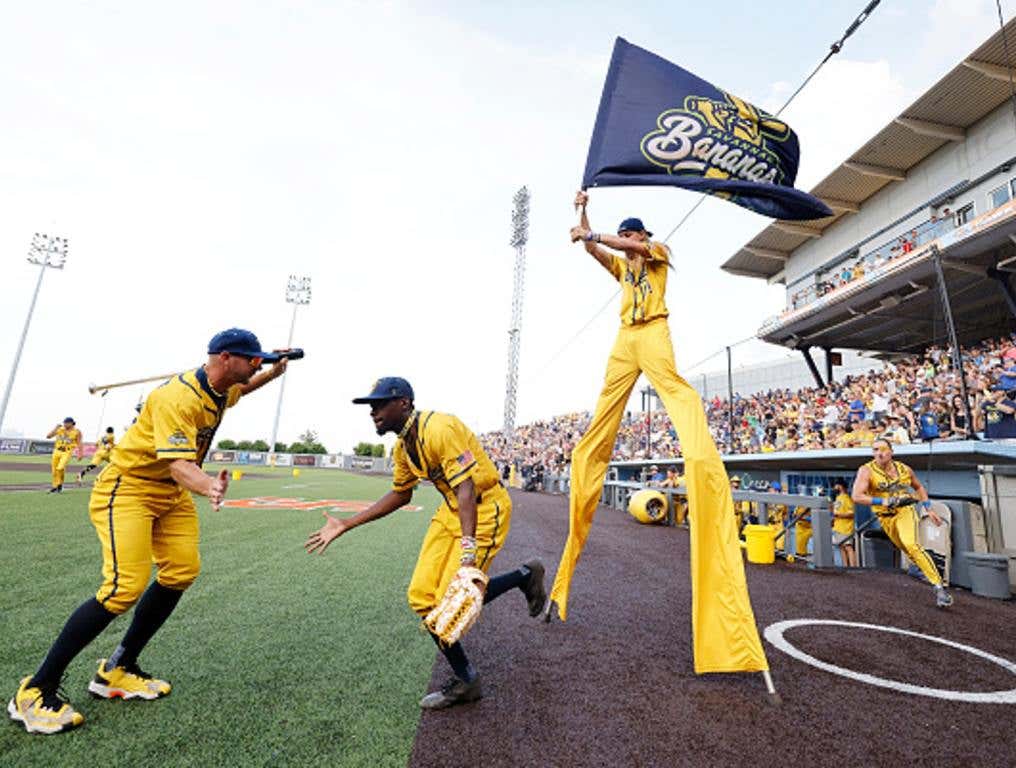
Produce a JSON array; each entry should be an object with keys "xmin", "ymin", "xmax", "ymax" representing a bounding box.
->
[{"xmin": 764, "ymin": 619, "xmax": 1016, "ymax": 704}]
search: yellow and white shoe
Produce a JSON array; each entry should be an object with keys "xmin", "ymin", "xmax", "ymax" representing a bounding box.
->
[
  {"xmin": 7, "ymin": 676, "xmax": 84, "ymax": 734},
  {"xmin": 87, "ymin": 660, "xmax": 171, "ymax": 700}
]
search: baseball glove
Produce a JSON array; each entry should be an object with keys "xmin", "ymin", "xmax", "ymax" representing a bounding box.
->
[
  {"xmin": 423, "ymin": 567, "xmax": 489, "ymax": 647},
  {"xmin": 886, "ymin": 495, "xmax": 920, "ymax": 509}
]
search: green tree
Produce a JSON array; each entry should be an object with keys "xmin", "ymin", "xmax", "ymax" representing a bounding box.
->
[
  {"xmin": 353, "ymin": 442, "xmax": 374, "ymax": 456},
  {"xmin": 251, "ymin": 440, "xmax": 269, "ymax": 452},
  {"xmin": 299, "ymin": 429, "xmax": 319, "ymax": 445},
  {"xmin": 273, "ymin": 442, "xmax": 288, "ymax": 452},
  {"xmin": 371, "ymin": 443, "xmax": 385, "ymax": 458},
  {"xmin": 236, "ymin": 440, "xmax": 254, "ymax": 450},
  {"xmin": 289, "ymin": 442, "xmax": 309, "ymax": 454},
  {"xmin": 217, "ymin": 439, "xmax": 237, "ymax": 450}
]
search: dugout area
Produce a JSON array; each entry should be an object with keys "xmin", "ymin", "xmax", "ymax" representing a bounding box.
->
[{"xmin": 410, "ymin": 489, "xmax": 1016, "ymax": 768}]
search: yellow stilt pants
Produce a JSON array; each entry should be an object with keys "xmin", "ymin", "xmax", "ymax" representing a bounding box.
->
[{"xmin": 550, "ymin": 319, "xmax": 768, "ymax": 673}]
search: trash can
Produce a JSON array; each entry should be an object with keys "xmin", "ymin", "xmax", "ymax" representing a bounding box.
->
[
  {"xmin": 861, "ymin": 530, "xmax": 896, "ymax": 569},
  {"xmin": 629, "ymin": 489, "xmax": 667, "ymax": 524},
  {"xmin": 744, "ymin": 524, "xmax": 776, "ymax": 564},
  {"xmin": 964, "ymin": 552, "xmax": 1011, "ymax": 599}
]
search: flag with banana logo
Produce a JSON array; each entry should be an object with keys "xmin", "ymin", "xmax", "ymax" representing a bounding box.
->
[{"xmin": 582, "ymin": 38, "xmax": 832, "ymax": 221}]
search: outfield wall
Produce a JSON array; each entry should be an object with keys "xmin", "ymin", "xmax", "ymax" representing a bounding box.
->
[{"xmin": 0, "ymin": 439, "xmax": 391, "ymax": 473}]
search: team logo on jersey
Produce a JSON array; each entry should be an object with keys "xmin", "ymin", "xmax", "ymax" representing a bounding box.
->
[
  {"xmin": 167, "ymin": 430, "xmax": 189, "ymax": 446},
  {"xmin": 455, "ymin": 450, "xmax": 474, "ymax": 468},
  {"xmin": 640, "ymin": 91, "xmax": 791, "ymax": 184}
]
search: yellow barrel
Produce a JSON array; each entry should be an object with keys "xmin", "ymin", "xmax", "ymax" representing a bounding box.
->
[
  {"xmin": 231, "ymin": 470, "xmax": 243, "ymax": 481},
  {"xmin": 744, "ymin": 524, "xmax": 776, "ymax": 564},
  {"xmin": 292, "ymin": 468, "xmax": 301, "ymax": 478},
  {"xmin": 629, "ymin": 489, "xmax": 668, "ymax": 525}
]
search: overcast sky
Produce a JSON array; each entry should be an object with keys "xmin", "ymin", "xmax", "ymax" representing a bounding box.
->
[{"xmin": 0, "ymin": 0, "xmax": 1006, "ymax": 451}]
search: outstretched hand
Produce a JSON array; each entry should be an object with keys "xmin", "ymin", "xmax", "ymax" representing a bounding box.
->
[
  {"xmin": 304, "ymin": 511, "xmax": 349, "ymax": 555},
  {"xmin": 209, "ymin": 469, "xmax": 229, "ymax": 511}
]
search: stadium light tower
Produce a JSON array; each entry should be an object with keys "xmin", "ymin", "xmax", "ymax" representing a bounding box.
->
[
  {"xmin": 503, "ymin": 186, "xmax": 530, "ymax": 437},
  {"xmin": 0, "ymin": 233, "xmax": 69, "ymax": 436},
  {"xmin": 268, "ymin": 275, "xmax": 311, "ymax": 456}
]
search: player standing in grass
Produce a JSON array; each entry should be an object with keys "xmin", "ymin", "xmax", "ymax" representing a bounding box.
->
[
  {"xmin": 79, "ymin": 427, "xmax": 115, "ymax": 484},
  {"xmin": 8, "ymin": 329, "xmax": 290, "ymax": 734},
  {"xmin": 305, "ymin": 377, "xmax": 547, "ymax": 709},
  {"xmin": 46, "ymin": 417, "xmax": 83, "ymax": 493},
  {"xmin": 852, "ymin": 438, "xmax": 952, "ymax": 607}
]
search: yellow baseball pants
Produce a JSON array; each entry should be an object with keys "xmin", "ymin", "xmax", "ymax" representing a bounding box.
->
[
  {"xmin": 89, "ymin": 450, "xmax": 111, "ymax": 468},
  {"xmin": 408, "ymin": 485, "xmax": 511, "ymax": 616},
  {"xmin": 50, "ymin": 449, "xmax": 72, "ymax": 488},
  {"xmin": 879, "ymin": 507, "xmax": 942, "ymax": 586},
  {"xmin": 551, "ymin": 318, "xmax": 767, "ymax": 673},
  {"xmin": 795, "ymin": 521, "xmax": 812, "ymax": 557},
  {"xmin": 88, "ymin": 469, "xmax": 201, "ymax": 614}
]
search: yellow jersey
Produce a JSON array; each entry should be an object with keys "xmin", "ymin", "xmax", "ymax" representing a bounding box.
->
[
  {"xmin": 768, "ymin": 503, "xmax": 788, "ymax": 526},
  {"xmin": 794, "ymin": 505, "xmax": 811, "ymax": 529},
  {"xmin": 392, "ymin": 411, "xmax": 501, "ymax": 510},
  {"xmin": 865, "ymin": 460, "xmax": 914, "ymax": 516},
  {"xmin": 832, "ymin": 492, "xmax": 855, "ymax": 535},
  {"xmin": 98, "ymin": 433, "xmax": 115, "ymax": 451},
  {"xmin": 110, "ymin": 367, "xmax": 241, "ymax": 481},
  {"xmin": 608, "ymin": 241, "xmax": 671, "ymax": 326},
  {"xmin": 53, "ymin": 426, "xmax": 82, "ymax": 452}
]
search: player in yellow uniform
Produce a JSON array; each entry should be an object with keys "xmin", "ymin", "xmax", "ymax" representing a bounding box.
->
[
  {"xmin": 730, "ymin": 476, "xmax": 751, "ymax": 532},
  {"xmin": 552, "ymin": 192, "xmax": 767, "ymax": 676},
  {"xmin": 8, "ymin": 329, "xmax": 290, "ymax": 735},
  {"xmin": 766, "ymin": 481, "xmax": 788, "ymax": 531},
  {"xmin": 78, "ymin": 427, "xmax": 115, "ymax": 484},
  {"xmin": 793, "ymin": 504, "xmax": 812, "ymax": 557},
  {"xmin": 45, "ymin": 417, "xmax": 83, "ymax": 493},
  {"xmin": 852, "ymin": 438, "xmax": 952, "ymax": 607},
  {"xmin": 305, "ymin": 377, "xmax": 546, "ymax": 709},
  {"xmin": 831, "ymin": 481, "xmax": 857, "ymax": 567}
]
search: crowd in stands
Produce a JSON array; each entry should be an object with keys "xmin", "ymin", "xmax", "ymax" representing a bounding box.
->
[
  {"xmin": 786, "ymin": 208, "xmax": 961, "ymax": 312},
  {"xmin": 481, "ymin": 334, "xmax": 1016, "ymax": 478}
]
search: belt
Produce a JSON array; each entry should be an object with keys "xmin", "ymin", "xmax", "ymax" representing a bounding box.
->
[{"xmin": 110, "ymin": 469, "xmax": 178, "ymax": 485}]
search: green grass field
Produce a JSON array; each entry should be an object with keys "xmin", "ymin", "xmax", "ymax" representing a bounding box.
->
[{"xmin": 0, "ymin": 463, "xmax": 439, "ymax": 767}]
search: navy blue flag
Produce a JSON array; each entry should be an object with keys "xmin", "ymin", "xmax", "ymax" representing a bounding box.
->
[{"xmin": 583, "ymin": 38, "xmax": 832, "ymax": 221}]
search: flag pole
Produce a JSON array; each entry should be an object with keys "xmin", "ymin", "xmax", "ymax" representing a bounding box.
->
[{"xmin": 762, "ymin": 670, "xmax": 780, "ymax": 703}]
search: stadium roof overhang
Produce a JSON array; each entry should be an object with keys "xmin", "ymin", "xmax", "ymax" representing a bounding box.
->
[
  {"xmin": 756, "ymin": 206, "xmax": 1016, "ymax": 353},
  {"xmin": 721, "ymin": 18, "xmax": 1016, "ymax": 283}
]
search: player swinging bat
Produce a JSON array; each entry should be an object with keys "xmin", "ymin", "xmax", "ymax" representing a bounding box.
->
[
  {"xmin": 9, "ymin": 328, "xmax": 299, "ymax": 735},
  {"xmin": 88, "ymin": 349, "xmax": 305, "ymax": 394}
]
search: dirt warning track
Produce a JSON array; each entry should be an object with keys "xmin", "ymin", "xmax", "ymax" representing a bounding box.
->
[{"xmin": 408, "ymin": 489, "xmax": 1016, "ymax": 768}]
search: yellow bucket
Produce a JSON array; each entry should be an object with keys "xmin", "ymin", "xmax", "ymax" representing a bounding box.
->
[
  {"xmin": 292, "ymin": 468, "xmax": 301, "ymax": 478},
  {"xmin": 231, "ymin": 470, "xmax": 243, "ymax": 481},
  {"xmin": 629, "ymin": 489, "xmax": 668, "ymax": 524},
  {"xmin": 744, "ymin": 524, "xmax": 776, "ymax": 564}
]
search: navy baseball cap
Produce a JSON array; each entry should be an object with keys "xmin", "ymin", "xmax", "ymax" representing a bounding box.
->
[
  {"xmin": 352, "ymin": 377, "xmax": 414, "ymax": 404},
  {"xmin": 207, "ymin": 328, "xmax": 280, "ymax": 361},
  {"xmin": 63, "ymin": 417, "xmax": 75, "ymax": 424},
  {"xmin": 617, "ymin": 217, "xmax": 652, "ymax": 236},
  {"xmin": 771, "ymin": 481, "xmax": 782, "ymax": 491}
]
